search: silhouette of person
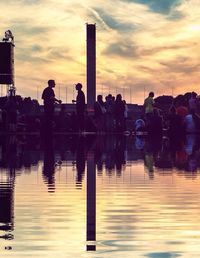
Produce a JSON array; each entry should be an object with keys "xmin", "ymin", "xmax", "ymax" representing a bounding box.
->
[
  {"xmin": 105, "ymin": 94, "xmax": 115, "ymax": 132},
  {"xmin": 144, "ymin": 92, "xmax": 155, "ymax": 126},
  {"xmin": 188, "ymin": 92, "xmax": 198, "ymax": 113},
  {"xmin": 73, "ymin": 83, "xmax": 85, "ymax": 132},
  {"xmin": 114, "ymin": 94, "xmax": 125, "ymax": 132},
  {"xmin": 42, "ymin": 80, "xmax": 61, "ymax": 128},
  {"xmin": 94, "ymin": 95, "xmax": 106, "ymax": 133},
  {"xmin": 167, "ymin": 106, "xmax": 183, "ymax": 137}
]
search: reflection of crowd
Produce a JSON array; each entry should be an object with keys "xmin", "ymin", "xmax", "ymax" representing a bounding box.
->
[
  {"xmin": 94, "ymin": 135, "xmax": 126, "ymax": 175},
  {"xmin": 0, "ymin": 136, "xmax": 41, "ymax": 170},
  {"xmin": 1, "ymin": 133, "xmax": 200, "ymax": 193},
  {"xmin": 139, "ymin": 135, "xmax": 200, "ymax": 178}
]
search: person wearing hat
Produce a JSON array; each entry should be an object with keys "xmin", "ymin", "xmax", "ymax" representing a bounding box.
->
[{"xmin": 73, "ymin": 83, "xmax": 85, "ymax": 132}]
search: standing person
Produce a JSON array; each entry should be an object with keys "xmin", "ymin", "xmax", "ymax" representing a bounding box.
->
[
  {"xmin": 42, "ymin": 79, "xmax": 62, "ymax": 128},
  {"xmin": 105, "ymin": 94, "xmax": 115, "ymax": 132},
  {"xmin": 167, "ymin": 106, "xmax": 183, "ymax": 137},
  {"xmin": 144, "ymin": 92, "xmax": 155, "ymax": 127},
  {"xmin": 188, "ymin": 92, "xmax": 198, "ymax": 113},
  {"xmin": 94, "ymin": 95, "xmax": 106, "ymax": 133},
  {"xmin": 73, "ymin": 83, "xmax": 85, "ymax": 132},
  {"xmin": 114, "ymin": 94, "xmax": 125, "ymax": 132}
]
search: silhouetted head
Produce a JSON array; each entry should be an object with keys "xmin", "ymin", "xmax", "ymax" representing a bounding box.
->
[
  {"xmin": 75, "ymin": 83, "xmax": 82, "ymax": 91},
  {"xmin": 191, "ymin": 92, "xmax": 197, "ymax": 98},
  {"xmin": 97, "ymin": 95, "xmax": 103, "ymax": 102},
  {"xmin": 116, "ymin": 94, "xmax": 122, "ymax": 101},
  {"xmin": 48, "ymin": 80, "xmax": 56, "ymax": 88},
  {"xmin": 149, "ymin": 92, "xmax": 154, "ymax": 98}
]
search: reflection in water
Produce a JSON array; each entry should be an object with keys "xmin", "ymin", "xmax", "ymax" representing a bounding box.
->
[
  {"xmin": 43, "ymin": 136, "xmax": 55, "ymax": 192},
  {"xmin": 1, "ymin": 134, "xmax": 200, "ymax": 179},
  {"xmin": 86, "ymin": 151, "xmax": 96, "ymax": 251},
  {"xmin": 94, "ymin": 135, "xmax": 126, "ymax": 176},
  {"xmin": 0, "ymin": 137, "xmax": 15, "ymax": 247},
  {"xmin": 1, "ymin": 134, "xmax": 200, "ymax": 256},
  {"xmin": 76, "ymin": 137, "xmax": 86, "ymax": 188}
]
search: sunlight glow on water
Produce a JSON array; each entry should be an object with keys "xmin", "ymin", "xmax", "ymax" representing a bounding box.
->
[{"xmin": 1, "ymin": 135, "xmax": 200, "ymax": 257}]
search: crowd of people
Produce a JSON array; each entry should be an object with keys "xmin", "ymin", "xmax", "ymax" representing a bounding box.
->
[
  {"xmin": 138, "ymin": 91, "xmax": 200, "ymax": 136},
  {"xmin": 0, "ymin": 94, "xmax": 40, "ymax": 132},
  {"xmin": 1, "ymin": 79, "xmax": 200, "ymax": 136}
]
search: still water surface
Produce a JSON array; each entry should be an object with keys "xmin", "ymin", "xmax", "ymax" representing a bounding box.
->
[{"xmin": 1, "ymin": 134, "xmax": 200, "ymax": 257}]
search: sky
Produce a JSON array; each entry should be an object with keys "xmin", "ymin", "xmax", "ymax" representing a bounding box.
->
[{"xmin": 0, "ymin": 0, "xmax": 200, "ymax": 104}]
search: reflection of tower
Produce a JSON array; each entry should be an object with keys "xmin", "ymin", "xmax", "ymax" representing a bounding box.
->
[
  {"xmin": 86, "ymin": 151, "xmax": 96, "ymax": 251},
  {"xmin": 86, "ymin": 24, "xmax": 96, "ymax": 112},
  {"xmin": 0, "ymin": 172, "xmax": 14, "ymax": 237},
  {"xmin": 0, "ymin": 136, "xmax": 15, "ymax": 241}
]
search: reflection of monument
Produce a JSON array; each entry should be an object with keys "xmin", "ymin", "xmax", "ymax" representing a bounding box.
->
[
  {"xmin": 0, "ymin": 174, "xmax": 14, "ymax": 235},
  {"xmin": 0, "ymin": 136, "xmax": 15, "ymax": 241},
  {"xmin": 86, "ymin": 151, "xmax": 96, "ymax": 251},
  {"xmin": 76, "ymin": 137, "xmax": 86, "ymax": 188}
]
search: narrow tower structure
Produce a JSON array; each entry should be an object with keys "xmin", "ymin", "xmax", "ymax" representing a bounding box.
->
[{"xmin": 86, "ymin": 24, "xmax": 96, "ymax": 111}]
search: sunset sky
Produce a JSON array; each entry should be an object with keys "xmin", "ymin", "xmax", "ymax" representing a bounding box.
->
[{"xmin": 0, "ymin": 0, "xmax": 200, "ymax": 104}]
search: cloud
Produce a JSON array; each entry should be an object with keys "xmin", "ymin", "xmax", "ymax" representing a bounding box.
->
[
  {"xmin": 160, "ymin": 57, "xmax": 200, "ymax": 74},
  {"xmin": 139, "ymin": 44, "xmax": 184, "ymax": 57},
  {"xmin": 0, "ymin": 0, "xmax": 40, "ymax": 3},
  {"xmin": 123, "ymin": 0, "xmax": 183, "ymax": 14},
  {"xmin": 13, "ymin": 23, "xmax": 51, "ymax": 38},
  {"xmin": 92, "ymin": 8, "xmax": 138, "ymax": 32},
  {"xmin": 21, "ymin": 0, "xmax": 42, "ymax": 4},
  {"xmin": 47, "ymin": 47, "xmax": 76, "ymax": 62},
  {"xmin": 145, "ymin": 252, "xmax": 181, "ymax": 258},
  {"xmin": 31, "ymin": 44, "xmax": 43, "ymax": 52},
  {"xmin": 102, "ymin": 41, "xmax": 138, "ymax": 58},
  {"xmin": 167, "ymin": 10, "xmax": 185, "ymax": 20}
]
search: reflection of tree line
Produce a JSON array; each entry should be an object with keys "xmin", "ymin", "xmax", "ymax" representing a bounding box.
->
[{"xmin": 1, "ymin": 135, "xmax": 200, "ymax": 185}]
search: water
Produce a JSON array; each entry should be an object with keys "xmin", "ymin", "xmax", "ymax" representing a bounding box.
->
[{"xmin": 1, "ymin": 134, "xmax": 200, "ymax": 257}]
